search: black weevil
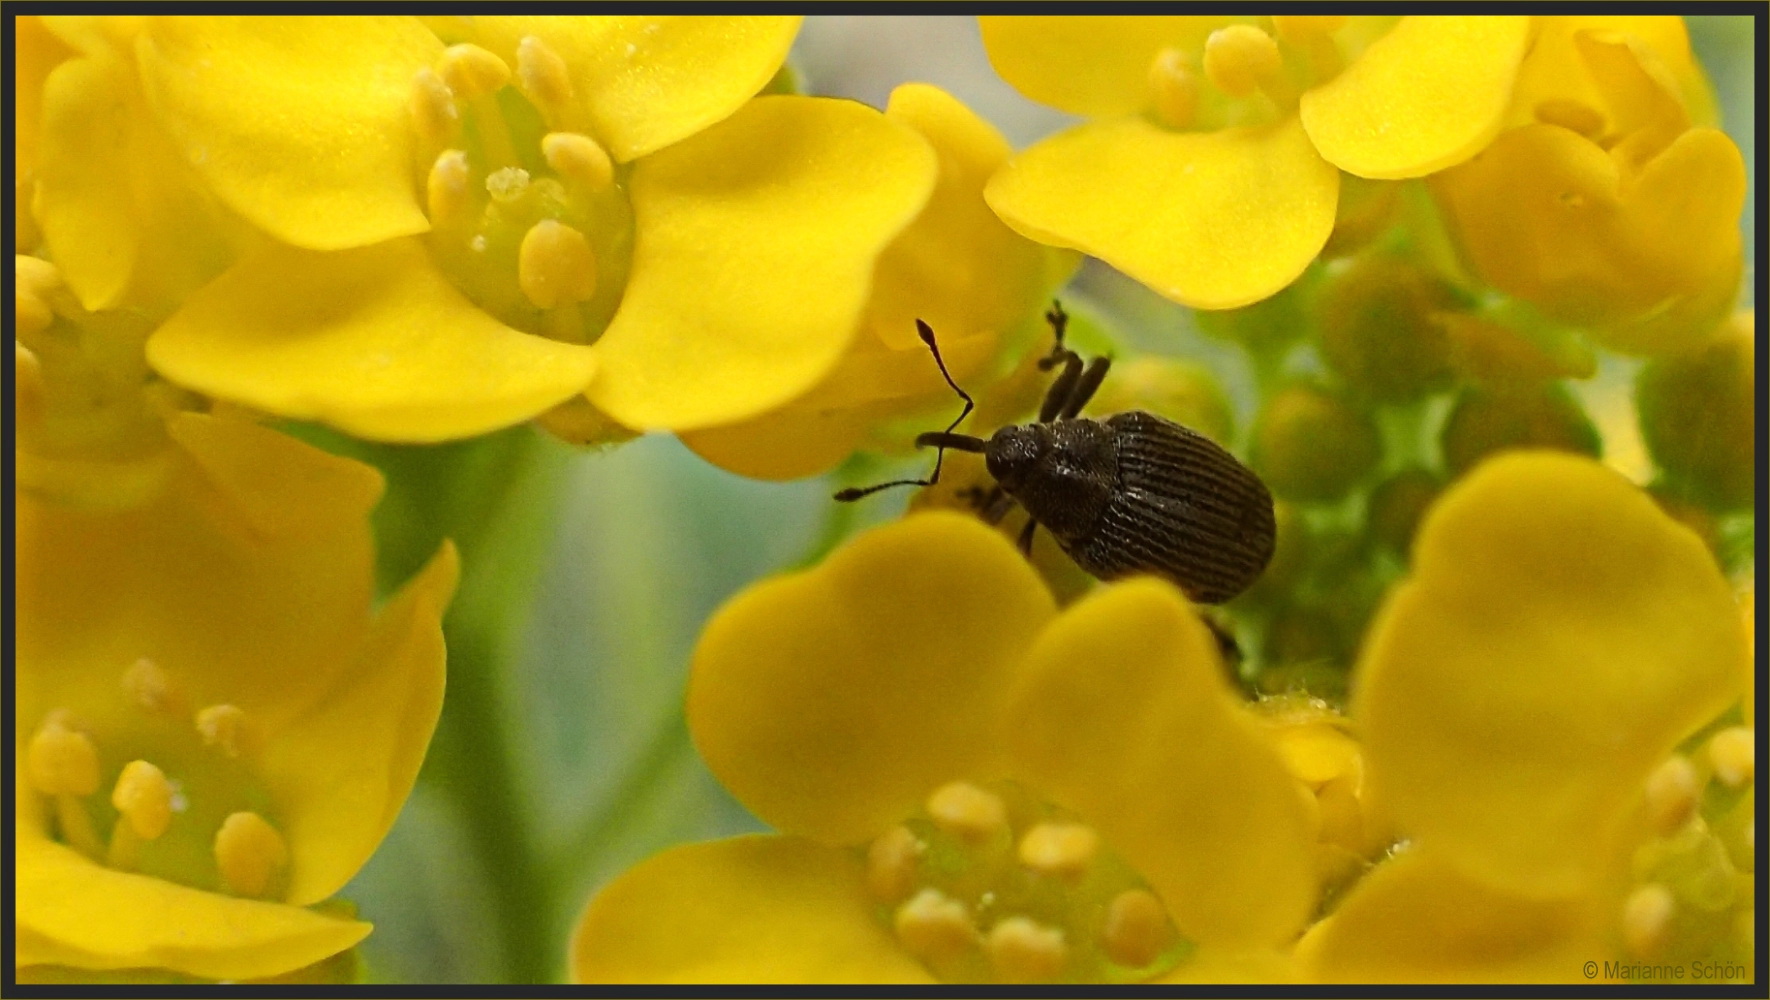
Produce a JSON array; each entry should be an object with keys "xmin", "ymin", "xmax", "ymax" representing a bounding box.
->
[{"xmin": 836, "ymin": 303, "xmax": 1276, "ymax": 606}]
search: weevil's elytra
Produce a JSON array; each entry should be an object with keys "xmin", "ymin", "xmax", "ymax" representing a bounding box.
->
[{"xmin": 836, "ymin": 303, "xmax": 1277, "ymax": 605}]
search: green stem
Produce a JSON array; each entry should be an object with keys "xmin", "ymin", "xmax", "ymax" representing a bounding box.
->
[{"xmin": 382, "ymin": 428, "xmax": 573, "ymax": 984}]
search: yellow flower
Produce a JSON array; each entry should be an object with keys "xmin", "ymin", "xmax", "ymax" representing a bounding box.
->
[
  {"xmin": 571, "ymin": 513, "xmax": 1316, "ymax": 983},
  {"xmin": 26, "ymin": 15, "xmax": 247, "ymax": 313},
  {"xmin": 678, "ymin": 83, "xmax": 1076, "ymax": 481},
  {"xmin": 103, "ymin": 15, "xmax": 941, "ymax": 443},
  {"xmin": 1294, "ymin": 451, "xmax": 1751, "ymax": 982},
  {"xmin": 16, "ymin": 408, "xmax": 457, "ymax": 981},
  {"xmin": 980, "ymin": 15, "xmax": 1532, "ymax": 309},
  {"xmin": 1432, "ymin": 19, "xmax": 1745, "ymax": 354}
]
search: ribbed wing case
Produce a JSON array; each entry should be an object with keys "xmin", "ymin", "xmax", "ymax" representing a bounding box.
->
[{"xmin": 1067, "ymin": 411, "xmax": 1276, "ymax": 604}]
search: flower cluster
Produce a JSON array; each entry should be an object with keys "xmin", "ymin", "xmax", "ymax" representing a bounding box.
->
[{"xmin": 14, "ymin": 12, "xmax": 1754, "ymax": 986}]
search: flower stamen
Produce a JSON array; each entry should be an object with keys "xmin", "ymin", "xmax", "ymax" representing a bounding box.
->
[
  {"xmin": 518, "ymin": 219, "xmax": 598, "ymax": 310},
  {"xmin": 1017, "ymin": 821, "xmax": 1099, "ymax": 882},
  {"xmin": 986, "ymin": 916, "xmax": 1068, "ymax": 983},
  {"xmin": 542, "ymin": 132, "xmax": 615, "ymax": 191},
  {"xmin": 1203, "ymin": 25, "xmax": 1296, "ymax": 109},
  {"xmin": 121, "ymin": 657, "xmax": 186, "ymax": 717},
  {"xmin": 27, "ymin": 714, "xmax": 105, "ymax": 859},
  {"xmin": 1644, "ymin": 754, "xmax": 1700, "ymax": 835},
  {"xmin": 426, "ymin": 150, "xmax": 473, "ymax": 228},
  {"xmin": 1147, "ymin": 48, "xmax": 1200, "ymax": 129},
  {"xmin": 894, "ymin": 887, "xmax": 979, "ymax": 965},
  {"xmin": 409, "ymin": 67, "xmax": 460, "ymax": 148},
  {"xmin": 214, "ymin": 810, "xmax": 289, "ymax": 899},
  {"xmin": 1706, "ymin": 727, "xmax": 1753, "ymax": 788},
  {"xmin": 107, "ymin": 760, "xmax": 174, "ymax": 870},
  {"xmin": 195, "ymin": 704, "xmax": 259, "ymax": 759},
  {"xmin": 1101, "ymin": 888, "xmax": 1174, "ymax": 968},
  {"xmin": 867, "ymin": 824, "xmax": 924, "ymax": 904},
  {"xmin": 1621, "ymin": 882, "xmax": 1676, "ymax": 958},
  {"xmin": 516, "ymin": 36, "xmax": 573, "ymax": 124},
  {"xmin": 926, "ymin": 781, "xmax": 1008, "ymax": 844},
  {"xmin": 438, "ymin": 43, "xmax": 511, "ymax": 101}
]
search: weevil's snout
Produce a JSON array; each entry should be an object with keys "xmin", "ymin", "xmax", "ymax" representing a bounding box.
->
[{"xmin": 985, "ymin": 425, "xmax": 1046, "ymax": 491}]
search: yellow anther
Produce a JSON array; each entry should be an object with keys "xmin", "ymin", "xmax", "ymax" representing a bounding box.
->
[
  {"xmin": 111, "ymin": 760, "xmax": 174, "ymax": 840},
  {"xmin": 426, "ymin": 150, "xmax": 473, "ymax": 227},
  {"xmin": 926, "ymin": 782, "xmax": 1008, "ymax": 843},
  {"xmin": 28, "ymin": 717, "xmax": 104, "ymax": 858},
  {"xmin": 1621, "ymin": 882, "xmax": 1675, "ymax": 958},
  {"xmin": 1707, "ymin": 727, "xmax": 1754, "ymax": 788},
  {"xmin": 16, "ymin": 286, "xmax": 53, "ymax": 337},
  {"xmin": 438, "ymin": 43, "xmax": 511, "ymax": 100},
  {"xmin": 866, "ymin": 825, "xmax": 923, "ymax": 904},
  {"xmin": 1017, "ymin": 821, "xmax": 1099, "ymax": 880},
  {"xmin": 1534, "ymin": 99, "xmax": 1606, "ymax": 138},
  {"xmin": 894, "ymin": 888, "xmax": 978, "ymax": 964},
  {"xmin": 985, "ymin": 916, "xmax": 1068, "ymax": 983},
  {"xmin": 518, "ymin": 220, "xmax": 598, "ymax": 310},
  {"xmin": 107, "ymin": 759, "xmax": 175, "ymax": 870},
  {"xmin": 1643, "ymin": 755, "xmax": 1700, "ymax": 835},
  {"xmin": 542, "ymin": 132, "xmax": 615, "ymax": 191},
  {"xmin": 516, "ymin": 36, "xmax": 573, "ymax": 114},
  {"xmin": 1203, "ymin": 25, "xmax": 1287, "ymax": 100},
  {"xmin": 1101, "ymin": 888, "xmax": 1173, "ymax": 968},
  {"xmin": 409, "ymin": 67, "xmax": 459, "ymax": 146},
  {"xmin": 1147, "ymin": 48, "xmax": 1200, "ymax": 129},
  {"xmin": 121, "ymin": 657, "xmax": 184, "ymax": 716},
  {"xmin": 195, "ymin": 704, "xmax": 258, "ymax": 759},
  {"xmin": 1271, "ymin": 15, "xmax": 1348, "ymax": 41},
  {"xmin": 27, "ymin": 718, "xmax": 100, "ymax": 797},
  {"xmin": 16, "ymin": 342, "xmax": 44, "ymax": 430},
  {"xmin": 214, "ymin": 811, "xmax": 289, "ymax": 899}
]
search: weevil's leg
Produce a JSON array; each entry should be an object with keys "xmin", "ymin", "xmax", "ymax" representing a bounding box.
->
[
  {"xmin": 1017, "ymin": 516, "xmax": 1038, "ymax": 555},
  {"xmin": 980, "ymin": 488, "xmax": 1017, "ymax": 525},
  {"xmin": 1038, "ymin": 351, "xmax": 1085, "ymax": 422},
  {"xmin": 1057, "ymin": 356, "xmax": 1112, "ymax": 420}
]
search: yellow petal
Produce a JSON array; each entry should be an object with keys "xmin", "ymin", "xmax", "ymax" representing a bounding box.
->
[
  {"xmin": 1432, "ymin": 122, "xmax": 1744, "ymax": 350},
  {"xmin": 1295, "ymin": 848, "xmax": 1599, "ymax": 983},
  {"xmin": 18, "ymin": 413, "xmax": 381, "ymax": 734},
  {"xmin": 263, "ymin": 543, "xmax": 457, "ymax": 906},
  {"xmin": 1299, "ymin": 16, "xmax": 1531, "ymax": 179},
  {"xmin": 32, "ymin": 55, "xmax": 140, "ymax": 310},
  {"xmin": 688, "ymin": 512, "xmax": 1056, "ymax": 844},
  {"xmin": 147, "ymin": 238, "xmax": 599, "ymax": 442},
  {"xmin": 588, "ymin": 96, "xmax": 937, "ymax": 431},
  {"xmin": 978, "ymin": 16, "xmax": 1243, "ymax": 117},
  {"xmin": 1006, "ymin": 578, "xmax": 1317, "ymax": 948},
  {"xmin": 869, "ymin": 82, "xmax": 1075, "ymax": 352},
  {"xmin": 682, "ymin": 84, "xmax": 1070, "ymax": 481},
  {"xmin": 571, "ymin": 835, "xmax": 932, "ymax": 983},
  {"xmin": 15, "ymin": 15, "xmax": 76, "ymax": 194},
  {"xmin": 470, "ymin": 16, "xmax": 801, "ymax": 162},
  {"xmin": 1507, "ymin": 16, "xmax": 1703, "ymax": 133},
  {"xmin": 986, "ymin": 116, "xmax": 1338, "ymax": 310},
  {"xmin": 17, "ymin": 836, "xmax": 370, "ymax": 981},
  {"xmin": 1354, "ymin": 452, "xmax": 1745, "ymax": 897},
  {"xmin": 136, "ymin": 16, "xmax": 439, "ymax": 250}
]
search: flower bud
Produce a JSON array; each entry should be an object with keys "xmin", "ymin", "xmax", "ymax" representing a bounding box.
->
[
  {"xmin": 1366, "ymin": 468, "xmax": 1442, "ymax": 559},
  {"xmin": 1439, "ymin": 382, "xmax": 1599, "ymax": 478},
  {"xmin": 1081, "ymin": 356, "xmax": 1233, "ymax": 444},
  {"xmin": 1253, "ymin": 384, "xmax": 1382, "ymax": 502},
  {"xmin": 1315, "ymin": 255, "xmax": 1457, "ymax": 402},
  {"xmin": 1635, "ymin": 313, "xmax": 1754, "ymax": 511}
]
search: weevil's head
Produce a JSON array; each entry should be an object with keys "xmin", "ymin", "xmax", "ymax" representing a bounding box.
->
[{"xmin": 985, "ymin": 424, "xmax": 1051, "ymax": 492}]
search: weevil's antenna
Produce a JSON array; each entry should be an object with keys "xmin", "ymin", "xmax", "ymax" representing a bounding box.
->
[
  {"xmin": 834, "ymin": 320, "xmax": 982, "ymax": 502},
  {"xmin": 1038, "ymin": 300, "xmax": 1071, "ymax": 371}
]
